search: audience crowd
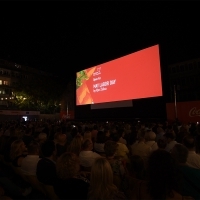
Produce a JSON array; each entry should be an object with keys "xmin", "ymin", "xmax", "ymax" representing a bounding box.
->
[{"xmin": 0, "ymin": 118, "xmax": 200, "ymax": 199}]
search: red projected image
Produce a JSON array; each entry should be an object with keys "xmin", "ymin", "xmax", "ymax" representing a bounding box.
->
[{"xmin": 76, "ymin": 44, "xmax": 162, "ymax": 106}]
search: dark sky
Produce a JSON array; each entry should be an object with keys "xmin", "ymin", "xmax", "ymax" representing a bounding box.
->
[{"xmin": 0, "ymin": 2, "xmax": 200, "ymax": 81}]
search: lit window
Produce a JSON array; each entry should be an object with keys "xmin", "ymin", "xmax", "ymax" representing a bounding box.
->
[
  {"xmin": 3, "ymin": 81, "xmax": 8, "ymax": 85},
  {"xmin": 0, "ymin": 80, "xmax": 2, "ymax": 85}
]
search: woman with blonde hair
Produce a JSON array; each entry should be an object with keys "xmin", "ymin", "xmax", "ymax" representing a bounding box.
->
[
  {"xmin": 88, "ymin": 157, "xmax": 126, "ymax": 200},
  {"xmin": 10, "ymin": 139, "xmax": 28, "ymax": 167},
  {"xmin": 67, "ymin": 134, "xmax": 83, "ymax": 156}
]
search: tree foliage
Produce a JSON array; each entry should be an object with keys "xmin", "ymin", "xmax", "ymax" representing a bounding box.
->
[{"xmin": 12, "ymin": 74, "xmax": 67, "ymax": 113}]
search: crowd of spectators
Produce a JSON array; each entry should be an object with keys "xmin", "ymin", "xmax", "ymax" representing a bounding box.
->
[{"xmin": 0, "ymin": 118, "xmax": 200, "ymax": 199}]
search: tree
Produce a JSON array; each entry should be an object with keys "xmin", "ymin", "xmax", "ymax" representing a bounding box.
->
[{"xmin": 12, "ymin": 73, "xmax": 67, "ymax": 113}]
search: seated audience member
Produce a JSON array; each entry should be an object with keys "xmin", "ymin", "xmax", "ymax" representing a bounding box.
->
[
  {"xmin": 0, "ymin": 169, "xmax": 32, "ymax": 199},
  {"xmin": 183, "ymin": 135, "xmax": 200, "ymax": 169},
  {"xmin": 104, "ymin": 140, "xmax": 127, "ymax": 190},
  {"xmin": 88, "ymin": 157, "xmax": 126, "ymax": 200},
  {"xmin": 22, "ymin": 127, "xmax": 34, "ymax": 147},
  {"xmin": 83, "ymin": 130, "xmax": 92, "ymax": 141},
  {"xmin": 94, "ymin": 130, "xmax": 106, "ymax": 155},
  {"xmin": 146, "ymin": 149, "xmax": 183, "ymax": 200},
  {"xmin": 127, "ymin": 149, "xmax": 182, "ymax": 200},
  {"xmin": 79, "ymin": 139, "xmax": 101, "ymax": 170},
  {"xmin": 67, "ymin": 134, "xmax": 83, "ymax": 156},
  {"xmin": 157, "ymin": 138, "xmax": 167, "ymax": 149},
  {"xmin": 171, "ymin": 144, "xmax": 200, "ymax": 199},
  {"xmin": 118, "ymin": 128, "xmax": 127, "ymax": 145},
  {"xmin": 54, "ymin": 152, "xmax": 89, "ymax": 200},
  {"xmin": 10, "ymin": 139, "xmax": 28, "ymax": 167},
  {"xmin": 176, "ymin": 125, "xmax": 190, "ymax": 144},
  {"xmin": 37, "ymin": 132, "xmax": 47, "ymax": 146},
  {"xmin": 104, "ymin": 127, "xmax": 112, "ymax": 141},
  {"xmin": 36, "ymin": 140, "xmax": 57, "ymax": 185},
  {"xmin": 144, "ymin": 130, "xmax": 158, "ymax": 151},
  {"xmin": 164, "ymin": 130, "xmax": 178, "ymax": 152},
  {"xmin": 112, "ymin": 131, "xmax": 130, "ymax": 163},
  {"xmin": 21, "ymin": 141, "xmax": 40, "ymax": 176},
  {"xmin": 91, "ymin": 124, "xmax": 98, "ymax": 142},
  {"xmin": 3, "ymin": 136, "xmax": 19, "ymax": 163},
  {"xmin": 70, "ymin": 126, "xmax": 79, "ymax": 139},
  {"xmin": 128, "ymin": 155, "xmax": 146, "ymax": 180},
  {"xmin": 156, "ymin": 126, "xmax": 165, "ymax": 141},
  {"xmin": 54, "ymin": 129, "xmax": 68, "ymax": 157},
  {"xmin": 131, "ymin": 128, "xmax": 152, "ymax": 166}
]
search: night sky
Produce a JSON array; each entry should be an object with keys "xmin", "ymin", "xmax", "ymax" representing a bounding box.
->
[{"xmin": 0, "ymin": 2, "xmax": 200, "ymax": 82}]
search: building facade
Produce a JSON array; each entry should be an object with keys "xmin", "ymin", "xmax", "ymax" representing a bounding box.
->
[
  {"xmin": 167, "ymin": 58, "xmax": 200, "ymax": 123},
  {"xmin": 168, "ymin": 58, "xmax": 200, "ymax": 103},
  {"xmin": 0, "ymin": 58, "xmax": 57, "ymax": 110}
]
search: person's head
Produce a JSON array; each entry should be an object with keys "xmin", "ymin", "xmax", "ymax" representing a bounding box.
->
[
  {"xmin": 71, "ymin": 127, "xmax": 78, "ymax": 138},
  {"xmin": 67, "ymin": 134, "xmax": 83, "ymax": 156},
  {"xmin": 104, "ymin": 128, "xmax": 110, "ymax": 138},
  {"xmin": 157, "ymin": 126, "xmax": 164, "ymax": 134},
  {"xmin": 54, "ymin": 132, "xmax": 67, "ymax": 144},
  {"xmin": 56, "ymin": 152, "xmax": 80, "ymax": 180},
  {"xmin": 93, "ymin": 124, "xmax": 98, "ymax": 130},
  {"xmin": 171, "ymin": 144, "xmax": 188, "ymax": 164},
  {"xmin": 147, "ymin": 149, "xmax": 176, "ymax": 199},
  {"xmin": 145, "ymin": 131, "xmax": 156, "ymax": 142},
  {"xmin": 182, "ymin": 135, "xmax": 195, "ymax": 150},
  {"xmin": 137, "ymin": 128, "xmax": 146, "ymax": 141},
  {"xmin": 90, "ymin": 157, "xmax": 114, "ymax": 186},
  {"xmin": 88, "ymin": 157, "xmax": 118, "ymax": 200},
  {"xmin": 41, "ymin": 140, "xmax": 56, "ymax": 158},
  {"xmin": 157, "ymin": 138, "xmax": 167, "ymax": 149},
  {"xmin": 111, "ymin": 132, "xmax": 120, "ymax": 142},
  {"xmin": 164, "ymin": 130, "xmax": 176, "ymax": 143},
  {"xmin": 83, "ymin": 131, "xmax": 92, "ymax": 140},
  {"xmin": 81, "ymin": 138, "xmax": 93, "ymax": 151},
  {"xmin": 27, "ymin": 141, "xmax": 40, "ymax": 155},
  {"xmin": 10, "ymin": 139, "xmax": 27, "ymax": 160},
  {"xmin": 118, "ymin": 127, "xmax": 125, "ymax": 138},
  {"xmin": 104, "ymin": 140, "xmax": 118, "ymax": 157},
  {"xmin": 96, "ymin": 130, "xmax": 106, "ymax": 143},
  {"xmin": 38, "ymin": 132, "xmax": 47, "ymax": 144}
]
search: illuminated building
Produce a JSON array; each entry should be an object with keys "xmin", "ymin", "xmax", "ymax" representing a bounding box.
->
[{"xmin": 0, "ymin": 58, "xmax": 54, "ymax": 109}]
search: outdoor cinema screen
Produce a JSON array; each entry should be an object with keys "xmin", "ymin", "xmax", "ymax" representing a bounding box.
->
[{"xmin": 76, "ymin": 44, "xmax": 162, "ymax": 106}]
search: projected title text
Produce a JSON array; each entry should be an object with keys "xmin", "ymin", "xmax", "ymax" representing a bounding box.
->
[{"xmin": 93, "ymin": 67, "xmax": 116, "ymax": 93}]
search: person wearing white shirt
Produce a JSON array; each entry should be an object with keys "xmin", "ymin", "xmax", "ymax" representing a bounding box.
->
[
  {"xmin": 21, "ymin": 141, "xmax": 41, "ymax": 176},
  {"xmin": 131, "ymin": 128, "xmax": 152, "ymax": 166},
  {"xmin": 164, "ymin": 131, "xmax": 178, "ymax": 153},
  {"xmin": 145, "ymin": 130, "xmax": 158, "ymax": 151},
  {"xmin": 183, "ymin": 135, "xmax": 200, "ymax": 169},
  {"xmin": 79, "ymin": 139, "xmax": 101, "ymax": 168}
]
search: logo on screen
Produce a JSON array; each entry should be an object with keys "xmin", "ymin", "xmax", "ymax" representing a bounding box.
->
[{"xmin": 93, "ymin": 67, "xmax": 101, "ymax": 76}]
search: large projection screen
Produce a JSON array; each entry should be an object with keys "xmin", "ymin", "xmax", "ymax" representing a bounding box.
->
[{"xmin": 76, "ymin": 44, "xmax": 162, "ymax": 106}]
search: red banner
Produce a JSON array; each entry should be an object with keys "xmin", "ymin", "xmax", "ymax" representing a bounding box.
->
[{"xmin": 166, "ymin": 101, "xmax": 200, "ymax": 123}]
